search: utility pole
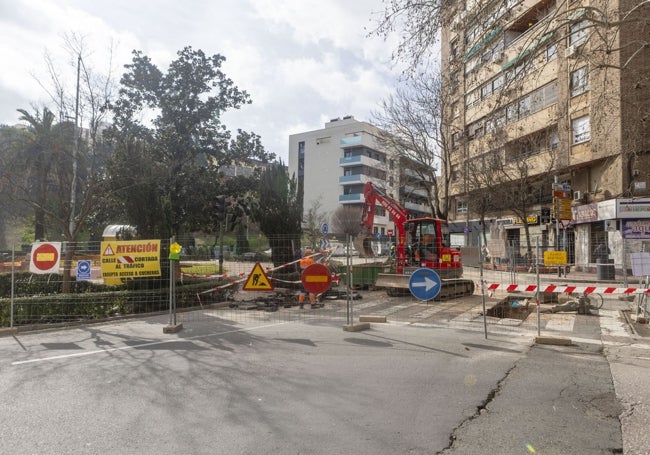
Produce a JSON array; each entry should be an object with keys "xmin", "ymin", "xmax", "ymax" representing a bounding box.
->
[{"xmin": 69, "ymin": 54, "xmax": 81, "ymax": 236}]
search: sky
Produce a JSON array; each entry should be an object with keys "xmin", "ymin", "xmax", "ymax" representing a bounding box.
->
[{"xmin": 0, "ymin": 0, "xmax": 404, "ymax": 162}]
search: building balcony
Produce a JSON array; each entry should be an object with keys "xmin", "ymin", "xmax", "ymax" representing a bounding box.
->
[
  {"xmin": 404, "ymin": 201, "xmax": 432, "ymax": 214},
  {"xmin": 339, "ymin": 133, "xmax": 378, "ymax": 150},
  {"xmin": 339, "ymin": 174, "xmax": 374, "ymax": 185},
  {"xmin": 339, "ymin": 155, "xmax": 386, "ymax": 169},
  {"xmin": 402, "ymin": 184, "xmax": 430, "ymax": 198},
  {"xmin": 339, "ymin": 193, "xmax": 365, "ymax": 204}
]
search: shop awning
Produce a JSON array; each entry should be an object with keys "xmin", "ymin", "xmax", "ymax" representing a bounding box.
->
[{"xmin": 464, "ymin": 27, "xmax": 502, "ymax": 60}]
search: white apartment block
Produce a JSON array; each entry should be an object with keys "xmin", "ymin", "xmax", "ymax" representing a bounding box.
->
[
  {"xmin": 442, "ymin": 0, "xmax": 649, "ymax": 270},
  {"xmin": 288, "ymin": 116, "xmax": 432, "ymax": 239}
]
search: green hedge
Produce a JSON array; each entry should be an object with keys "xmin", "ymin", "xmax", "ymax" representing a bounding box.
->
[{"xmin": 0, "ymin": 279, "xmax": 233, "ymax": 328}]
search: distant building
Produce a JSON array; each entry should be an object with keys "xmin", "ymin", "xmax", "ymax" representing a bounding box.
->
[
  {"xmin": 288, "ymin": 116, "xmax": 432, "ymax": 238},
  {"xmin": 219, "ymin": 159, "xmax": 274, "ymax": 178}
]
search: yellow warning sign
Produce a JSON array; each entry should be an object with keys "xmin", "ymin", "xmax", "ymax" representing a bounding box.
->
[
  {"xmin": 544, "ymin": 250, "xmax": 567, "ymax": 265},
  {"xmin": 242, "ymin": 262, "xmax": 274, "ymax": 291},
  {"xmin": 100, "ymin": 240, "xmax": 161, "ymax": 279}
]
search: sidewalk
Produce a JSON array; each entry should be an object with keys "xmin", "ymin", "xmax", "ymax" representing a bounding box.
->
[{"xmin": 438, "ymin": 290, "xmax": 650, "ymax": 454}]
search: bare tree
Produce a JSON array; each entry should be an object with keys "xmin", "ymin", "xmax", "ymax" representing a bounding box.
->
[
  {"xmin": 302, "ymin": 198, "xmax": 327, "ymax": 250},
  {"xmin": 372, "ymin": 1, "xmax": 649, "ymax": 72},
  {"xmin": 372, "ymin": 68, "xmax": 453, "ymax": 219},
  {"xmin": 11, "ymin": 34, "xmax": 118, "ymax": 291},
  {"xmin": 330, "ymin": 205, "xmax": 363, "ymax": 238}
]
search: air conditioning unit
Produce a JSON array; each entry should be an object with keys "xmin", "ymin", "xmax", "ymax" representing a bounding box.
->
[
  {"xmin": 573, "ymin": 190, "xmax": 582, "ymax": 201},
  {"xmin": 565, "ymin": 45, "xmax": 576, "ymax": 58},
  {"xmin": 492, "ymin": 52, "xmax": 504, "ymax": 63}
]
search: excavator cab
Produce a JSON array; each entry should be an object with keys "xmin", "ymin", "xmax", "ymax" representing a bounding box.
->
[
  {"xmin": 403, "ymin": 217, "xmax": 461, "ymax": 277},
  {"xmin": 405, "ymin": 218, "xmax": 440, "ymax": 267}
]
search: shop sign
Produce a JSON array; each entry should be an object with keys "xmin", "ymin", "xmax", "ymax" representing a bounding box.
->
[
  {"xmin": 573, "ymin": 203, "xmax": 598, "ymax": 223},
  {"xmin": 622, "ymin": 219, "xmax": 650, "ymax": 239},
  {"xmin": 514, "ymin": 215, "xmax": 539, "ymax": 225},
  {"xmin": 618, "ymin": 199, "xmax": 650, "ymax": 219},
  {"xmin": 598, "ymin": 199, "xmax": 617, "ymax": 219}
]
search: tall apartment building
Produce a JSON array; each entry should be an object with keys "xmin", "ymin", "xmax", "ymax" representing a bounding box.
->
[
  {"xmin": 288, "ymin": 116, "xmax": 432, "ymax": 240},
  {"xmin": 441, "ymin": 0, "xmax": 649, "ymax": 269}
]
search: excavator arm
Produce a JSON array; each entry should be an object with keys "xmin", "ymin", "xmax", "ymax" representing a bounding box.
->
[{"xmin": 355, "ymin": 182, "xmax": 410, "ymax": 273}]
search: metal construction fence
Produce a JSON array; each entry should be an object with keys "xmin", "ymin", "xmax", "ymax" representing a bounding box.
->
[{"xmin": 1, "ymin": 232, "xmax": 649, "ymax": 333}]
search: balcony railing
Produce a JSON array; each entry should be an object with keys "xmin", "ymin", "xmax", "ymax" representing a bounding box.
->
[
  {"xmin": 339, "ymin": 193, "xmax": 364, "ymax": 204},
  {"xmin": 339, "ymin": 155, "xmax": 386, "ymax": 169},
  {"xmin": 339, "ymin": 174, "xmax": 374, "ymax": 185}
]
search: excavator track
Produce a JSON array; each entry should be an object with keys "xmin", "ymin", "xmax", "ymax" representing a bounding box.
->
[{"xmin": 376, "ymin": 273, "xmax": 475, "ymax": 300}]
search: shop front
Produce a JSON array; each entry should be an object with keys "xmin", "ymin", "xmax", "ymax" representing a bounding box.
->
[{"xmin": 572, "ymin": 198, "xmax": 650, "ymax": 274}]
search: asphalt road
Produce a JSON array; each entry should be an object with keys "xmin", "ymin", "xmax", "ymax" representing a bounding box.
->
[
  {"xmin": 0, "ymin": 310, "xmax": 623, "ymax": 455},
  {"xmin": 0, "ymin": 316, "xmax": 525, "ymax": 455}
]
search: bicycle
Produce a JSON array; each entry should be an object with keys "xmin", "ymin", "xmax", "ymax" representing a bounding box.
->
[
  {"xmin": 568, "ymin": 292, "xmax": 604, "ymax": 310},
  {"xmin": 584, "ymin": 292, "xmax": 604, "ymax": 310}
]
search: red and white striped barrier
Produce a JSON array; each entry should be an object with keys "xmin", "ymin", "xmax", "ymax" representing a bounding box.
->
[
  {"xmin": 483, "ymin": 283, "xmax": 650, "ymax": 295},
  {"xmin": 194, "ymin": 250, "xmax": 339, "ymax": 305}
]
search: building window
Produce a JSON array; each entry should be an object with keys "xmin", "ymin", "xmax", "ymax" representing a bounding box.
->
[
  {"xmin": 518, "ymin": 95, "xmax": 531, "ymax": 117},
  {"xmin": 451, "ymin": 167, "xmax": 460, "ymax": 182},
  {"xmin": 572, "ymin": 115, "xmax": 591, "ymax": 144},
  {"xmin": 544, "ymin": 81, "xmax": 558, "ymax": 105},
  {"xmin": 465, "ymin": 55, "xmax": 480, "ymax": 74},
  {"xmin": 450, "ymin": 39, "xmax": 458, "ymax": 59},
  {"xmin": 546, "ymin": 43, "xmax": 558, "ymax": 61},
  {"xmin": 450, "ymin": 71, "xmax": 459, "ymax": 93},
  {"xmin": 570, "ymin": 66, "xmax": 589, "ymax": 97},
  {"xmin": 466, "ymin": 120, "xmax": 485, "ymax": 141},
  {"xmin": 492, "ymin": 74, "xmax": 504, "ymax": 92},
  {"xmin": 452, "ymin": 132, "xmax": 460, "ymax": 149},
  {"xmin": 457, "ymin": 200, "xmax": 468, "ymax": 214},
  {"xmin": 548, "ymin": 129, "xmax": 560, "ymax": 149},
  {"xmin": 465, "ymin": 89, "xmax": 480, "ymax": 108},
  {"xmin": 569, "ymin": 19, "xmax": 588, "ymax": 47}
]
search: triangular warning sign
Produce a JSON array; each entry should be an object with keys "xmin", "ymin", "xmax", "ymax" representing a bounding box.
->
[
  {"xmin": 242, "ymin": 262, "xmax": 274, "ymax": 291},
  {"xmin": 103, "ymin": 244, "xmax": 115, "ymax": 256}
]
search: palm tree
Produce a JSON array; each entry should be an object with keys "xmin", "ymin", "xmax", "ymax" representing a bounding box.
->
[{"xmin": 17, "ymin": 107, "xmax": 57, "ymax": 241}]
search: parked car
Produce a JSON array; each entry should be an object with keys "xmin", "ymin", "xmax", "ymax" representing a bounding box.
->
[{"xmin": 237, "ymin": 251, "xmax": 271, "ymax": 262}]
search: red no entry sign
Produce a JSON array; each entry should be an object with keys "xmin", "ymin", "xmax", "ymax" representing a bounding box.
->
[
  {"xmin": 30, "ymin": 242, "xmax": 61, "ymax": 274},
  {"xmin": 301, "ymin": 263, "xmax": 332, "ymax": 294}
]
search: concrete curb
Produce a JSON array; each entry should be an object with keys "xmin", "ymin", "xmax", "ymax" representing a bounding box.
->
[
  {"xmin": 359, "ymin": 315, "xmax": 387, "ymax": 323},
  {"xmin": 0, "ymin": 327, "xmax": 18, "ymax": 337},
  {"xmin": 163, "ymin": 323, "xmax": 184, "ymax": 334},
  {"xmin": 342, "ymin": 322, "xmax": 371, "ymax": 332},
  {"xmin": 534, "ymin": 336, "xmax": 572, "ymax": 346}
]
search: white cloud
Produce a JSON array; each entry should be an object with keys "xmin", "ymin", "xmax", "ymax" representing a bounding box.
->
[{"xmin": 0, "ymin": 0, "xmax": 401, "ymax": 162}]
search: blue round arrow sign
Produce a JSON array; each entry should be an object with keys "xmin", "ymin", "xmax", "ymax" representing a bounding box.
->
[{"xmin": 408, "ymin": 268, "xmax": 442, "ymax": 301}]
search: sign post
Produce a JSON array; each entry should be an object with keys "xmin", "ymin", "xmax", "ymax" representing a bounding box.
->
[
  {"xmin": 164, "ymin": 240, "xmax": 183, "ymax": 333},
  {"xmin": 552, "ymin": 178, "xmax": 572, "ymax": 277}
]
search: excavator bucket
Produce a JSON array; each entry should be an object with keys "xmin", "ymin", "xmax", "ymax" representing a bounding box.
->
[{"xmin": 353, "ymin": 226, "xmax": 375, "ymax": 258}]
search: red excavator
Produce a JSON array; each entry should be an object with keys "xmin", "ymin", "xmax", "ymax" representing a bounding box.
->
[{"xmin": 355, "ymin": 182, "xmax": 475, "ymax": 298}]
